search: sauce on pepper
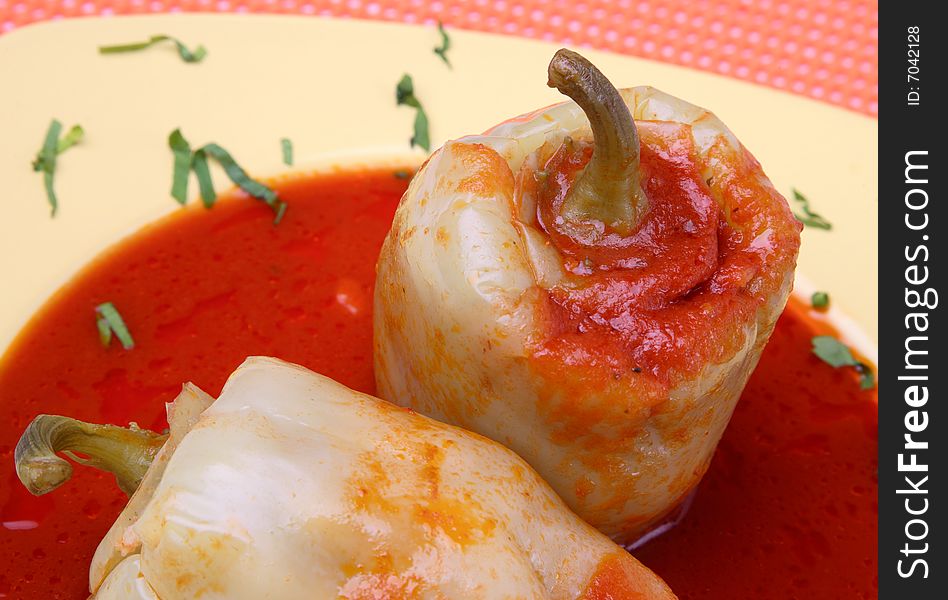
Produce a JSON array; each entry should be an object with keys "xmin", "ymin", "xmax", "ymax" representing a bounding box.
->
[
  {"xmin": 532, "ymin": 122, "xmax": 802, "ymax": 396},
  {"xmin": 0, "ymin": 169, "xmax": 875, "ymax": 599}
]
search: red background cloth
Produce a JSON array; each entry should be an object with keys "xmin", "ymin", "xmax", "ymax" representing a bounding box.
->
[{"xmin": 0, "ymin": 0, "xmax": 878, "ymax": 117}]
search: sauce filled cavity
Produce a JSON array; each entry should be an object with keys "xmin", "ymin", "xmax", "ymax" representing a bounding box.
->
[
  {"xmin": 527, "ymin": 122, "xmax": 802, "ymax": 396},
  {"xmin": 0, "ymin": 168, "xmax": 874, "ymax": 599}
]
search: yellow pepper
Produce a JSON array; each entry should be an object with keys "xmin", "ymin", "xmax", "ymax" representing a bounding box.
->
[
  {"xmin": 15, "ymin": 357, "xmax": 675, "ymax": 599},
  {"xmin": 374, "ymin": 50, "xmax": 801, "ymax": 545}
]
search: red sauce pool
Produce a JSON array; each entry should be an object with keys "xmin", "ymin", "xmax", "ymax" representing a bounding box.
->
[{"xmin": 0, "ymin": 169, "xmax": 876, "ymax": 599}]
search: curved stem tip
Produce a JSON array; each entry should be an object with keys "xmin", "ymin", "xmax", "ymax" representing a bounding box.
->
[
  {"xmin": 14, "ymin": 415, "xmax": 167, "ymax": 497},
  {"xmin": 547, "ymin": 48, "xmax": 645, "ymax": 235}
]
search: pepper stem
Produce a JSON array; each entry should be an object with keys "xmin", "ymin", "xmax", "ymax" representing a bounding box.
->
[
  {"xmin": 14, "ymin": 415, "xmax": 167, "ymax": 497},
  {"xmin": 547, "ymin": 49, "xmax": 645, "ymax": 235}
]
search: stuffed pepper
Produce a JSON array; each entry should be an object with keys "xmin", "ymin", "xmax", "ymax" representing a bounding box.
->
[
  {"xmin": 374, "ymin": 49, "xmax": 801, "ymax": 544},
  {"xmin": 14, "ymin": 357, "xmax": 675, "ymax": 599}
]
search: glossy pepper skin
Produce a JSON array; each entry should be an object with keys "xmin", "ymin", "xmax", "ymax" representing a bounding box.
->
[
  {"xmin": 374, "ymin": 85, "xmax": 801, "ymax": 545},
  {"xmin": 23, "ymin": 358, "xmax": 674, "ymax": 599}
]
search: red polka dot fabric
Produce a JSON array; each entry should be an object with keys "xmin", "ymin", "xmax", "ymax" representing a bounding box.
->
[{"xmin": 0, "ymin": 0, "xmax": 878, "ymax": 117}]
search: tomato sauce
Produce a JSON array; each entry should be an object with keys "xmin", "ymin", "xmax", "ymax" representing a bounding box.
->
[
  {"xmin": 0, "ymin": 168, "xmax": 876, "ymax": 599},
  {"xmin": 531, "ymin": 123, "xmax": 802, "ymax": 402}
]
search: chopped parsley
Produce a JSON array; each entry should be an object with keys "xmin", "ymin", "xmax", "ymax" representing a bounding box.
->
[
  {"xmin": 191, "ymin": 149, "xmax": 216, "ymax": 209},
  {"xmin": 811, "ymin": 335, "xmax": 875, "ymax": 390},
  {"xmin": 167, "ymin": 129, "xmax": 286, "ymax": 224},
  {"xmin": 396, "ymin": 74, "xmax": 431, "ymax": 151},
  {"xmin": 281, "ymin": 138, "xmax": 294, "ymax": 166},
  {"xmin": 32, "ymin": 120, "xmax": 84, "ymax": 217},
  {"xmin": 99, "ymin": 35, "xmax": 207, "ymax": 63},
  {"xmin": 853, "ymin": 363, "xmax": 875, "ymax": 392},
  {"xmin": 811, "ymin": 291, "xmax": 830, "ymax": 309},
  {"xmin": 791, "ymin": 188, "xmax": 832, "ymax": 230},
  {"xmin": 95, "ymin": 302, "xmax": 135, "ymax": 350},
  {"xmin": 168, "ymin": 128, "xmax": 192, "ymax": 205},
  {"xmin": 433, "ymin": 21, "xmax": 452, "ymax": 68}
]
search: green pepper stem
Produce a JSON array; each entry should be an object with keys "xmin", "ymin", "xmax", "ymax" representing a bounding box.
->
[
  {"xmin": 14, "ymin": 415, "xmax": 167, "ymax": 497},
  {"xmin": 547, "ymin": 48, "xmax": 645, "ymax": 235}
]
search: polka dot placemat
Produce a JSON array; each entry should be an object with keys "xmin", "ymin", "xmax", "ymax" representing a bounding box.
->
[{"xmin": 0, "ymin": 0, "xmax": 878, "ymax": 116}]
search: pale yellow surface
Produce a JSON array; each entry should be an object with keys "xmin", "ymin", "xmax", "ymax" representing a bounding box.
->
[{"xmin": 0, "ymin": 14, "xmax": 877, "ymax": 354}]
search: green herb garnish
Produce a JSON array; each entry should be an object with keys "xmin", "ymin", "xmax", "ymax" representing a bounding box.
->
[
  {"xmin": 55, "ymin": 125, "xmax": 85, "ymax": 154},
  {"xmin": 791, "ymin": 188, "xmax": 832, "ymax": 230},
  {"xmin": 396, "ymin": 74, "xmax": 431, "ymax": 151},
  {"xmin": 811, "ymin": 291, "xmax": 830, "ymax": 309},
  {"xmin": 393, "ymin": 169, "xmax": 413, "ymax": 180},
  {"xmin": 854, "ymin": 363, "xmax": 876, "ymax": 391},
  {"xmin": 281, "ymin": 138, "xmax": 294, "ymax": 166},
  {"xmin": 167, "ymin": 129, "xmax": 286, "ymax": 224},
  {"xmin": 811, "ymin": 335, "xmax": 875, "ymax": 390},
  {"xmin": 34, "ymin": 121, "xmax": 62, "ymax": 216},
  {"xmin": 99, "ymin": 35, "xmax": 207, "ymax": 63},
  {"xmin": 168, "ymin": 129, "xmax": 192, "ymax": 205},
  {"xmin": 191, "ymin": 149, "xmax": 216, "ymax": 209},
  {"xmin": 95, "ymin": 313, "xmax": 112, "ymax": 347},
  {"xmin": 201, "ymin": 143, "xmax": 278, "ymax": 204},
  {"xmin": 95, "ymin": 302, "xmax": 135, "ymax": 350},
  {"xmin": 273, "ymin": 200, "xmax": 288, "ymax": 225},
  {"xmin": 434, "ymin": 21, "xmax": 452, "ymax": 68},
  {"xmin": 32, "ymin": 120, "xmax": 84, "ymax": 217},
  {"xmin": 812, "ymin": 336, "xmax": 854, "ymax": 367}
]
